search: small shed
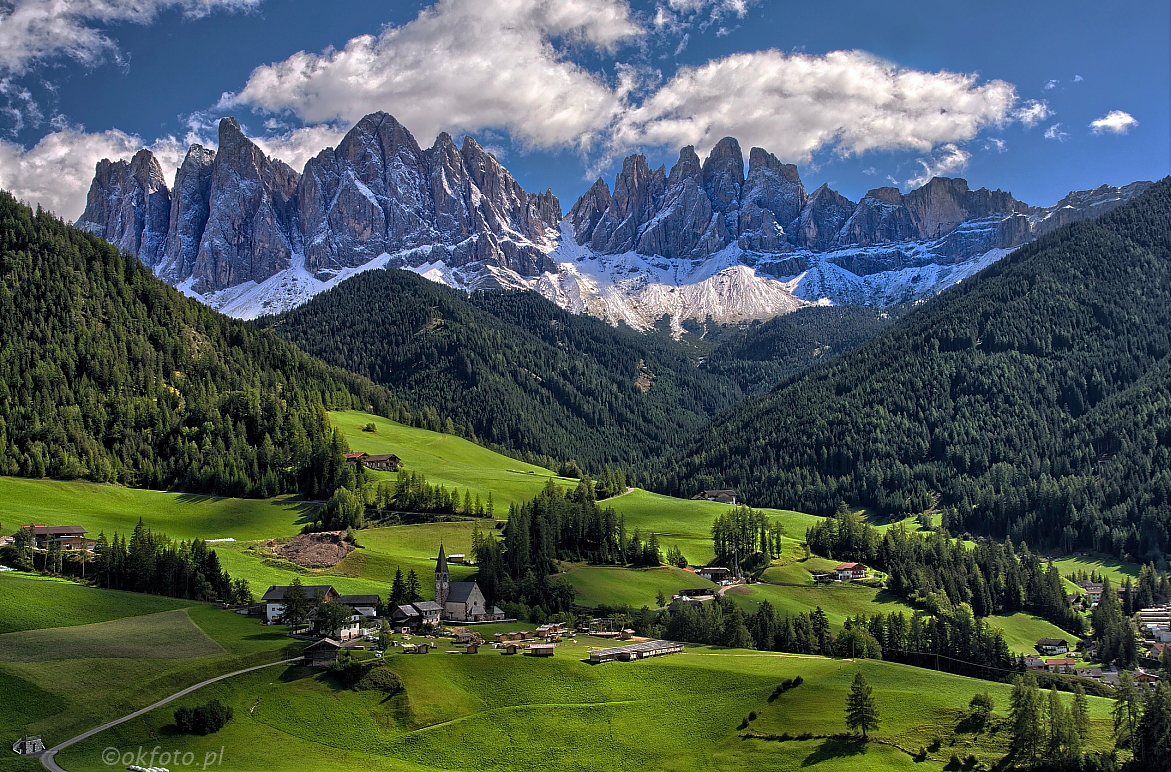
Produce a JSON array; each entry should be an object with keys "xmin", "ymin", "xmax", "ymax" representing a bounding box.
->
[
  {"xmin": 529, "ymin": 643, "xmax": 555, "ymax": 657},
  {"xmin": 12, "ymin": 736, "xmax": 45, "ymax": 756},
  {"xmin": 618, "ymin": 628, "xmax": 635, "ymax": 641},
  {"xmin": 465, "ymin": 643, "xmax": 479, "ymax": 654},
  {"xmin": 404, "ymin": 642, "xmax": 430, "ymax": 654},
  {"xmin": 501, "ymin": 643, "xmax": 519, "ymax": 655},
  {"xmin": 304, "ymin": 638, "xmax": 342, "ymax": 667}
]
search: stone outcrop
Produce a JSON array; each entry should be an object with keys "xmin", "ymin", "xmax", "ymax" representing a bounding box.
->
[{"xmin": 77, "ymin": 149, "xmax": 170, "ymax": 267}]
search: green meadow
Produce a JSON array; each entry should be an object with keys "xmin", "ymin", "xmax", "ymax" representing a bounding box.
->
[
  {"xmin": 328, "ymin": 410, "xmax": 580, "ymax": 508},
  {"xmin": 46, "ymin": 627, "xmax": 1118, "ymax": 772}
]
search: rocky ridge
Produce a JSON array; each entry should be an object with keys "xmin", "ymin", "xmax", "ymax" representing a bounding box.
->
[{"xmin": 77, "ymin": 113, "xmax": 1151, "ymax": 329}]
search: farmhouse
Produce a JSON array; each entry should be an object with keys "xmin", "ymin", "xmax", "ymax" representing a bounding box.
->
[
  {"xmin": 339, "ymin": 594, "xmax": 380, "ymax": 618},
  {"xmin": 261, "ymin": 584, "xmax": 339, "ymax": 624},
  {"xmin": 835, "ymin": 562, "xmax": 866, "ymax": 581},
  {"xmin": 1075, "ymin": 581, "xmax": 1104, "ymax": 605},
  {"xmin": 1134, "ymin": 670, "xmax": 1162, "ymax": 689},
  {"xmin": 343, "ymin": 452, "xmax": 368, "ymax": 463},
  {"xmin": 1045, "ymin": 658, "xmax": 1076, "ymax": 673},
  {"xmin": 695, "ymin": 567, "xmax": 732, "ymax": 583},
  {"xmin": 589, "ymin": 640, "xmax": 685, "ymax": 663},
  {"xmin": 690, "ymin": 489, "xmax": 738, "ymax": 505},
  {"xmin": 363, "ymin": 453, "xmax": 402, "ymax": 472},
  {"xmin": 391, "ymin": 604, "xmax": 421, "ymax": 630},
  {"xmin": 1036, "ymin": 638, "xmax": 1070, "ymax": 656},
  {"xmin": 303, "ymin": 638, "xmax": 341, "ymax": 667},
  {"xmin": 1024, "ymin": 656, "xmax": 1047, "ymax": 671},
  {"xmin": 20, "ymin": 524, "xmax": 93, "ymax": 550},
  {"xmin": 435, "ymin": 545, "xmax": 504, "ymax": 622}
]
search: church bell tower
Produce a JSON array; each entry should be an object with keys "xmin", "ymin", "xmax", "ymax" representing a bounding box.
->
[{"xmin": 435, "ymin": 544, "xmax": 450, "ymax": 606}]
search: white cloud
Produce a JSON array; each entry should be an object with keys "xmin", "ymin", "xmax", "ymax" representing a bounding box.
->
[
  {"xmin": 610, "ymin": 49, "xmax": 1018, "ymax": 162},
  {"xmin": 1043, "ymin": 122, "xmax": 1069, "ymax": 142},
  {"xmin": 1013, "ymin": 99, "xmax": 1052, "ymax": 128},
  {"xmin": 0, "ymin": 128, "xmax": 187, "ymax": 219},
  {"xmin": 1090, "ymin": 110, "xmax": 1138, "ymax": 135},
  {"xmin": 252, "ymin": 124, "xmax": 348, "ymax": 170},
  {"xmin": 0, "ymin": 0, "xmax": 262, "ymax": 74},
  {"xmin": 984, "ymin": 137, "xmax": 1006, "ymax": 153},
  {"xmin": 223, "ymin": 0, "xmax": 640, "ymax": 151},
  {"xmin": 1073, "ymin": 75, "xmax": 1083, "ymax": 82},
  {"xmin": 1044, "ymin": 79, "xmax": 1059, "ymax": 90},
  {"xmin": 905, "ymin": 142, "xmax": 970, "ymax": 188}
]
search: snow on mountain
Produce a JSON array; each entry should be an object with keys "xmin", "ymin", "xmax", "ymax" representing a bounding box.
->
[{"xmin": 76, "ymin": 112, "xmax": 1153, "ymax": 334}]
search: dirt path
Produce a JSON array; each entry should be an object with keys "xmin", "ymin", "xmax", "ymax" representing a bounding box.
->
[{"xmin": 38, "ymin": 657, "xmax": 299, "ymax": 772}]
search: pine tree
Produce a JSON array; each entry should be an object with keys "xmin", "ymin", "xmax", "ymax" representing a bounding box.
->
[
  {"xmin": 1114, "ymin": 671, "xmax": 1143, "ymax": 750},
  {"xmin": 405, "ymin": 569, "xmax": 422, "ymax": 603},
  {"xmin": 1134, "ymin": 681, "xmax": 1171, "ymax": 771},
  {"xmin": 390, "ymin": 568, "xmax": 406, "ymax": 606},
  {"xmin": 1009, "ymin": 673, "xmax": 1043, "ymax": 764},
  {"xmin": 1071, "ymin": 684, "xmax": 1090, "ymax": 740},
  {"xmin": 845, "ymin": 671, "xmax": 879, "ymax": 739}
]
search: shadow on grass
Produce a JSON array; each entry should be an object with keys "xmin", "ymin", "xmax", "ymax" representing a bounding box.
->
[
  {"xmin": 278, "ymin": 665, "xmax": 317, "ymax": 683},
  {"xmin": 801, "ymin": 736, "xmax": 867, "ymax": 767},
  {"xmin": 174, "ymin": 493, "xmax": 219, "ymax": 505}
]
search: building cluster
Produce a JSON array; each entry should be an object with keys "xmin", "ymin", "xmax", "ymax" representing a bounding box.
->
[{"xmin": 3, "ymin": 524, "xmax": 94, "ymax": 551}]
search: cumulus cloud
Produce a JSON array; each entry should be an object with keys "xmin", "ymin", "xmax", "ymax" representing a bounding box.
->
[
  {"xmin": 252, "ymin": 123, "xmax": 349, "ymax": 171},
  {"xmin": 1044, "ymin": 79, "xmax": 1059, "ymax": 90},
  {"xmin": 1090, "ymin": 110, "xmax": 1138, "ymax": 135},
  {"xmin": 610, "ymin": 49, "xmax": 1018, "ymax": 162},
  {"xmin": 0, "ymin": 127, "xmax": 188, "ymax": 219},
  {"xmin": 1013, "ymin": 99, "xmax": 1052, "ymax": 128},
  {"xmin": 222, "ymin": 0, "xmax": 640, "ymax": 151},
  {"xmin": 905, "ymin": 142, "xmax": 970, "ymax": 188},
  {"xmin": 0, "ymin": 0, "xmax": 262, "ymax": 74},
  {"xmin": 1043, "ymin": 122, "xmax": 1069, "ymax": 142}
]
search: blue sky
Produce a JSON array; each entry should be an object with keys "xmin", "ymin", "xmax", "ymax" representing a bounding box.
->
[{"xmin": 0, "ymin": 0, "xmax": 1165, "ymax": 220}]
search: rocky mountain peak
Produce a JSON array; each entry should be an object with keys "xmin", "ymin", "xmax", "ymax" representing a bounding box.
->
[
  {"xmin": 668, "ymin": 146, "xmax": 702, "ymax": 185},
  {"xmin": 77, "ymin": 148, "xmax": 170, "ymax": 266}
]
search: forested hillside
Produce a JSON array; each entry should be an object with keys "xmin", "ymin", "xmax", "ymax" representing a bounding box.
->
[
  {"xmin": 658, "ymin": 179, "xmax": 1171, "ymax": 562},
  {"xmin": 700, "ymin": 305, "xmax": 900, "ymax": 394},
  {"xmin": 0, "ymin": 193, "xmax": 415, "ymax": 498},
  {"xmin": 265, "ymin": 270, "xmax": 743, "ymax": 469}
]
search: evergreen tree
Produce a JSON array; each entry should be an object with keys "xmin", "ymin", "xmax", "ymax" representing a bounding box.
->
[
  {"xmin": 390, "ymin": 568, "xmax": 406, "ymax": 607},
  {"xmin": 1071, "ymin": 684, "xmax": 1090, "ymax": 740},
  {"xmin": 1010, "ymin": 673, "xmax": 1043, "ymax": 764},
  {"xmin": 1133, "ymin": 681, "xmax": 1171, "ymax": 771},
  {"xmin": 845, "ymin": 671, "xmax": 880, "ymax": 739},
  {"xmin": 281, "ymin": 578, "xmax": 311, "ymax": 633},
  {"xmin": 1113, "ymin": 671, "xmax": 1143, "ymax": 750},
  {"xmin": 405, "ymin": 570, "xmax": 422, "ymax": 603}
]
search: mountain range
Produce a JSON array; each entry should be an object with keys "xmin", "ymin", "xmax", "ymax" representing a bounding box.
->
[{"xmin": 76, "ymin": 113, "xmax": 1150, "ymax": 332}]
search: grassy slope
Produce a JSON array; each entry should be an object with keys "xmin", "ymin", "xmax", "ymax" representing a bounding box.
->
[
  {"xmin": 560, "ymin": 564, "xmax": 716, "ymax": 608},
  {"xmin": 52, "ymin": 633, "xmax": 1117, "ymax": 772},
  {"xmin": 986, "ymin": 613, "xmax": 1081, "ymax": 656},
  {"xmin": 0, "ymin": 576, "xmax": 291, "ymax": 763},
  {"xmin": 328, "ymin": 410, "xmax": 579, "ymax": 508}
]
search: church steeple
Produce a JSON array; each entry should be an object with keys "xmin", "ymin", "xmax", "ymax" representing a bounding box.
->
[{"xmin": 435, "ymin": 543, "xmax": 450, "ymax": 606}]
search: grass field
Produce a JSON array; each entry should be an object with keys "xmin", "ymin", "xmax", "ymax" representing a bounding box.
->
[
  {"xmin": 560, "ymin": 564, "xmax": 716, "ymax": 608},
  {"xmin": 0, "ymin": 575, "xmax": 293, "ymax": 767},
  {"xmin": 986, "ymin": 612, "xmax": 1081, "ymax": 656},
  {"xmin": 725, "ymin": 582, "xmax": 916, "ymax": 628},
  {"xmin": 1050, "ymin": 554, "xmax": 1142, "ymax": 585},
  {"xmin": 603, "ymin": 488, "xmax": 820, "ymax": 566},
  {"xmin": 48, "ymin": 629, "xmax": 1118, "ymax": 772},
  {"xmin": 329, "ymin": 410, "xmax": 580, "ymax": 508}
]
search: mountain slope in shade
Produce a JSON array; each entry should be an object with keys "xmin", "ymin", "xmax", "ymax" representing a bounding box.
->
[
  {"xmin": 653, "ymin": 178, "xmax": 1171, "ymax": 562},
  {"xmin": 77, "ymin": 112, "xmax": 1150, "ymax": 329}
]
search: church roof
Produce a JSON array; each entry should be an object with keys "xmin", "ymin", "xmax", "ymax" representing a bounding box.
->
[
  {"xmin": 436, "ymin": 544, "xmax": 448, "ymax": 574},
  {"xmin": 446, "ymin": 582, "xmax": 479, "ymax": 604}
]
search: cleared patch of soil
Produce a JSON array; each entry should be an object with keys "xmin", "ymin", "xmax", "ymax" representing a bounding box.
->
[{"xmin": 269, "ymin": 531, "xmax": 355, "ymax": 568}]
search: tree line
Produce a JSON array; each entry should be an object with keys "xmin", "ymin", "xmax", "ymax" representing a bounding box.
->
[
  {"xmin": 807, "ymin": 505, "xmax": 1086, "ymax": 634},
  {"xmin": 654, "ymin": 180, "xmax": 1171, "ymax": 563}
]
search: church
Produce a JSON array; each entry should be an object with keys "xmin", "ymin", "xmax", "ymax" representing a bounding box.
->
[{"xmin": 435, "ymin": 545, "xmax": 505, "ymax": 623}]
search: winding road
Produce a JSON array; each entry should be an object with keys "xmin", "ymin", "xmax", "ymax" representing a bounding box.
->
[{"xmin": 38, "ymin": 657, "xmax": 299, "ymax": 772}]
